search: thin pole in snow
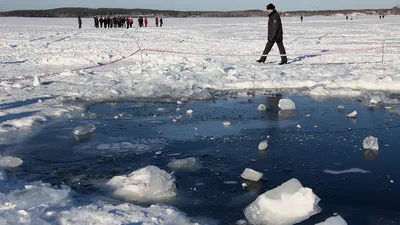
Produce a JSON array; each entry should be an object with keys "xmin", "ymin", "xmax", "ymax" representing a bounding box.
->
[{"xmin": 382, "ymin": 39, "xmax": 385, "ymax": 65}]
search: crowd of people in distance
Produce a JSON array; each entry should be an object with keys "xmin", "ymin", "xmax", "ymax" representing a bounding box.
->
[{"xmin": 91, "ymin": 16, "xmax": 164, "ymax": 29}]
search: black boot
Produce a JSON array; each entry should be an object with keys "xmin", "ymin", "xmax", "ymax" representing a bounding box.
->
[
  {"xmin": 256, "ymin": 57, "xmax": 266, "ymax": 63},
  {"xmin": 279, "ymin": 61, "xmax": 287, "ymax": 65}
]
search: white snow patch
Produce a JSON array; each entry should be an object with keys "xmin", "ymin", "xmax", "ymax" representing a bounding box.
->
[
  {"xmin": 106, "ymin": 166, "xmax": 176, "ymax": 202},
  {"xmin": 241, "ymin": 168, "xmax": 263, "ymax": 182},
  {"xmin": 244, "ymin": 178, "xmax": 321, "ymax": 225},
  {"xmin": 223, "ymin": 121, "xmax": 231, "ymax": 127},
  {"xmin": 33, "ymin": 76, "xmax": 41, "ymax": 87}
]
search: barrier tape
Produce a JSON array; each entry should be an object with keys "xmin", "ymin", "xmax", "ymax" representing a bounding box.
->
[{"xmin": 1, "ymin": 45, "xmax": 399, "ymax": 83}]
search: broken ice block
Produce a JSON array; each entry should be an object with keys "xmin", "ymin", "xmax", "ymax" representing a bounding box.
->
[
  {"xmin": 258, "ymin": 140, "xmax": 268, "ymax": 151},
  {"xmin": 363, "ymin": 136, "xmax": 379, "ymax": 151},
  {"xmin": 167, "ymin": 157, "xmax": 200, "ymax": 171},
  {"xmin": 244, "ymin": 178, "xmax": 321, "ymax": 225},
  {"xmin": 278, "ymin": 99, "xmax": 296, "ymax": 110},
  {"xmin": 241, "ymin": 168, "xmax": 263, "ymax": 182},
  {"xmin": 296, "ymin": 125, "xmax": 302, "ymax": 129},
  {"xmin": 0, "ymin": 155, "xmax": 23, "ymax": 168},
  {"xmin": 258, "ymin": 104, "xmax": 267, "ymax": 111},
  {"xmin": 106, "ymin": 165, "xmax": 176, "ymax": 202},
  {"xmin": 315, "ymin": 215, "xmax": 348, "ymax": 225},
  {"xmin": 347, "ymin": 111, "xmax": 357, "ymax": 118},
  {"xmin": 370, "ymin": 95, "xmax": 382, "ymax": 105},
  {"xmin": 338, "ymin": 105, "xmax": 344, "ymax": 111},
  {"xmin": 223, "ymin": 121, "xmax": 231, "ymax": 127},
  {"xmin": 73, "ymin": 124, "xmax": 96, "ymax": 136},
  {"xmin": 186, "ymin": 109, "xmax": 193, "ymax": 115}
]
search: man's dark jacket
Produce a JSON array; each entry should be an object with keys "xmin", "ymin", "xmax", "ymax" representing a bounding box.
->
[{"xmin": 268, "ymin": 10, "xmax": 283, "ymax": 42}]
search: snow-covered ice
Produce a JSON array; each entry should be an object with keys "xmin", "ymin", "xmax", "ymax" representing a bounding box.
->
[
  {"xmin": 0, "ymin": 16, "xmax": 400, "ymax": 140},
  {"xmin": 167, "ymin": 157, "xmax": 201, "ymax": 171},
  {"xmin": 106, "ymin": 165, "xmax": 176, "ymax": 202},
  {"xmin": 363, "ymin": 136, "xmax": 379, "ymax": 151},
  {"xmin": 0, "ymin": 155, "xmax": 23, "ymax": 168},
  {"xmin": 258, "ymin": 140, "xmax": 269, "ymax": 151},
  {"xmin": 315, "ymin": 215, "xmax": 348, "ymax": 225},
  {"xmin": 244, "ymin": 178, "xmax": 321, "ymax": 225},
  {"xmin": 278, "ymin": 99, "xmax": 296, "ymax": 110},
  {"xmin": 73, "ymin": 123, "xmax": 96, "ymax": 136},
  {"xmin": 241, "ymin": 168, "xmax": 264, "ymax": 182},
  {"xmin": 33, "ymin": 76, "xmax": 41, "ymax": 87},
  {"xmin": 324, "ymin": 168, "xmax": 370, "ymax": 175}
]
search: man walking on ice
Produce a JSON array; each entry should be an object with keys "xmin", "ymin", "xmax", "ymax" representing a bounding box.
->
[{"xmin": 257, "ymin": 3, "xmax": 288, "ymax": 65}]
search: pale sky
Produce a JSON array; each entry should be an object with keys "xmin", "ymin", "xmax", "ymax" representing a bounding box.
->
[{"xmin": 0, "ymin": 0, "xmax": 398, "ymax": 11}]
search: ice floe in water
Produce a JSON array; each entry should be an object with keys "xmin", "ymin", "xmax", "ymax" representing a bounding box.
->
[
  {"xmin": 346, "ymin": 111, "xmax": 357, "ymax": 118},
  {"xmin": 363, "ymin": 136, "xmax": 379, "ymax": 151},
  {"xmin": 324, "ymin": 168, "xmax": 370, "ymax": 175},
  {"xmin": 106, "ymin": 166, "xmax": 176, "ymax": 202},
  {"xmin": 167, "ymin": 157, "xmax": 200, "ymax": 171},
  {"xmin": 257, "ymin": 104, "xmax": 267, "ymax": 111},
  {"xmin": 258, "ymin": 140, "xmax": 269, "ymax": 151},
  {"xmin": 278, "ymin": 99, "xmax": 296, "ymax": 111},
  {"xmin": 73, "ymin": 124, "xmax": 96, "ymax": 136},
  {"xmin": 0, "ymin": 155, "xmax": 23, "ymax": 168},
  {"xmin": 244, "ymin": 178, "xmax": 321, "ymax": 225},
  {"xmin": 315, "ymin": 215, "xmax": 348, "ymax": 225},
  {"xmin": 58, "ymin": 203, "xmax": 211, "ymax": 225},
  {"xmin": 241, "ymin": 168, "xmax": 263, "ymax": 182}
]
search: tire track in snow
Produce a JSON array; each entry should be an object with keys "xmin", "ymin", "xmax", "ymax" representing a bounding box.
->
[{"xmin": 43, "ymin": 32, "xmax": 80, "ymax": 47}]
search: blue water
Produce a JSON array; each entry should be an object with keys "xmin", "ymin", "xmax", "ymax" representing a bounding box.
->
[{"xmin": 4, "ymin": 94, "xmax": 400, "ymax": 224}]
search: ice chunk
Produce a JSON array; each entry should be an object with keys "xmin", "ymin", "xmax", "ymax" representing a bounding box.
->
[
  {"xmin": 0, "ymin": 169, "xmax": 7, "ymax": 187},
  {"xmin": 73, "ymin": 124, "xmax": 96, "ymax": 136},
  {"xmin": 241, "ymin": 168, "xmax": 263, "ymax": 182},
  {"xmin": 315, "ymin": 215, "xmax": 347, "ymax": 225},
  {"xmin": 338, "ymin": 105, "xmax": 344, "ymax": 111},
  {"xmin": 347, "ymin": 111, "xmax": 357, "ymax": 118},
  {"xmin": 7, "ymin": 182, "xmax": 71, "ymax": 209},
  {"xmin": 177, "ymin": 100, "xmax": 183, "ymax": 105},
  {"xmin": 363, "ymin": 136, "xmax": 379, "ymax": 151},
  {"xmin": 258, "ymin": 140, "xmax": 268, "ymax": 151},
  {"xmin": 258, "ymin": 104, "xmax": 267, "ymax": 111},
  {"xmin": 223, "ymin": 121, "xmax": 231, "ymax": 127},
  {"xmin": 33, "ymin": 76, "xmax": 41, "ymax": 87},
  {"xmin": 176, "ymin": 108, "xmax": 181, "ymax": 112},
  {"xmin": 0, "ymin": 155, "xmax": 23, "ymax": 168},
  {"xmin": 278, "ymin": 99, "xmax": 296, "ymax": 110},
  {"xmin": 370, "ymin": 95, "xmax": 382, "ymax": 105},
  {"xmin": 296, "ymin": 124, "xmax": 302, "ymax": 129},
  {"xmin": 186, "ymin": 109, "xmax": 193, "ymax": 115},
  {"xmin": 58, "ymin": 203, "xmax": 210, "ymax": 225},
  {"xmin": 167, "ymin": 157, "xmax": 200, "ymax": 171},
  {"xmin": 106, "ymin": 165, "xmax": 176, "ymax": 202},
  {"xmin": 244, "ymin": 178, "xmax": 321, "ymax": 225},
  {"xmin": 157, "ymin": 108, "xmax": 167, "ymax": 112}
]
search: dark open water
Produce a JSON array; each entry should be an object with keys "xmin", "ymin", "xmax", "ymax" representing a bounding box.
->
[{"xmin": 4, "ymin": 94, "xmax": 400, "ymax": 225}]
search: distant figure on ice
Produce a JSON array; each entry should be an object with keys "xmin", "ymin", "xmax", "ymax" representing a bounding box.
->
[
  {"xmin": 382, "ymin": 15, "xmax": 385, "ymax": 19},
  {"xmin": 155, "ymin": 17, "xmax": 159, "ymax": 27},
  {"xmin": 351, "ymin": 16, "xmax": 353, "ymax": 20},
  {"xmin": 138, "ymin": 16, "xmax": 144, "ymax": 27},
  {"xmin": 129, "ymin": 17, "xmax": 133, "ymax": 28},
  {"xmin": 93, "ymin": 16, "xmax": 99, "ymax": 28},
  {"xmin": 78, "ymin": 16, "xmax": 82, "ymax": 29},
  {"xmin": 144, "ymin": 17, "xmax": 148, "ymax": 27},
  {"xmin": 99, "ymin": 16, "xmax": 104, "ymax": 28},
  {"xmin": 256, "ymin": 3, "xmax": 287, "ymax": 65},
  {"xmin": 380, "ymin": 15, "xmax": 382, "ymax": 19},
  {"xmin": 300, "ymin": 15, "xmax": 303, "ymax": 22},
  {"xmin": 346, "ymin": 15, "xmax": 348, "ymax": 20},
  {"xmin": 160, "ymin": 17, "xmax": 164, "ymax": 27}
]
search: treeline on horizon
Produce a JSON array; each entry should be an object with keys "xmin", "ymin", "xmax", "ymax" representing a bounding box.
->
[{"xmin": 0, "ymin": 7, "xmax": 399, "ymax": 18}]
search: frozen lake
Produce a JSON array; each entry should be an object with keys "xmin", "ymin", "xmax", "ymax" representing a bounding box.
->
[
  {"xmin": 1, "ymin": 15, "xmax": 400, "ymax": 224},
  {"xmin": 2, "ymin": 94, "xmax": 400, "ymax": 224}
]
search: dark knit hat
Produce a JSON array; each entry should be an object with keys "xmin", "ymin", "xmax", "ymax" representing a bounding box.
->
[{"xmin": 266, "ymin": 3, "xmax": 275, "ymax": 10}]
